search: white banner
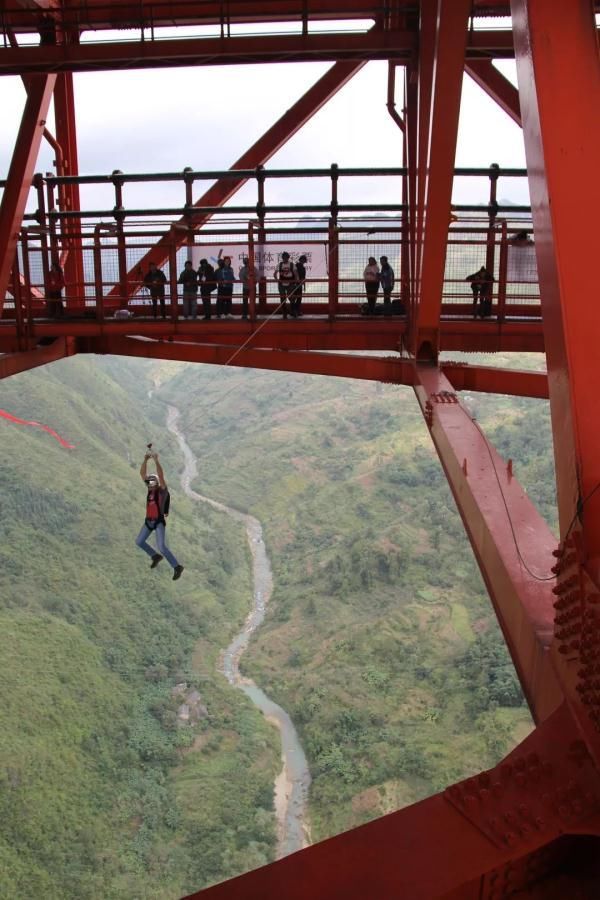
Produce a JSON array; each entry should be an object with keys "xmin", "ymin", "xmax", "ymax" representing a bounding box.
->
[{"xmin": 190, "ymin": 243, "xmax": 328, "ymax": 278}]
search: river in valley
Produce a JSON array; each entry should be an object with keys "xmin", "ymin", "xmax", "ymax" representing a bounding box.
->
[{"xmin": 166, "ymin": 405, "xmax": 311, "ymax": 858}]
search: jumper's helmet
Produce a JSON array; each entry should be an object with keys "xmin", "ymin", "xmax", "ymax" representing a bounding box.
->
[{"xmin": 145, "ymin": 474, "xmax": 159, "ymax": 487}]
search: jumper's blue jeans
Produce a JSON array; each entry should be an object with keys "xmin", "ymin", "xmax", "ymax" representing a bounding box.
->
[{"xmin": 136, "ymin": 522, "xmax": 179, "ymax": 568}]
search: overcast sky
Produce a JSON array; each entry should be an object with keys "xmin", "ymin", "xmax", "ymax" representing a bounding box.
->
[{"xmin": 1, "ymin": 54, "xmax": 529, "ymax": 216}]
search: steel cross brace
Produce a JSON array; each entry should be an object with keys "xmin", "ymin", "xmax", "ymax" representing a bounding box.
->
[{"xmin": 465, "ymin": 59, "xmax": 522, "ymax": 127}]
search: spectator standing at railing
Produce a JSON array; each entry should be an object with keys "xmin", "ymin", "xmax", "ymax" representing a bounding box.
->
[
  {"xmin": 217, "ymin": 256, "xmax": 235, "ymax": 318},
  {"xmin": 274, "ymin": 252, "xmax": 298, "ymax": 320},
  {"xmin": 379, "ymin": 256, "xmax": 395, "ymax": 317},
  {"xmin": 238, "ymin": 256, "xmax": 250, "ymax": 320},
  {"xmin": 214, "ymin": 258, "xmax": 225, "ymax": 317},
  {"xmin": 45, "ymin": 262, "xmax": 65, "ymax": 319},
  {"xmin": 144, "ymin": 262, "xmax": 167, "ymax": 319},
  {"xmin": 363, "ymin": 257, "xmax": 380, "ymax": 315},
  {"xmin": 178, "ymin": 260, "xmax": 198, "ymax": 319},
  {"xmin": 466, "ymin": 266, "xmax": 494, "ymax": 319},
  {"xmin": 198, "ymin": 258, "xmax": 216, "ymax": 319},
  {"xmin": 290, "ymin": 254, "xmax": 307, "ymax": 318}
]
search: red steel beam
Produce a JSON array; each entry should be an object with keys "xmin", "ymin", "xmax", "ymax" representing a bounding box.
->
[
  {"xmin": 185, "ymin": 701, "xmax": 600, "ymax": 900},
  {"xmin": 0, "ymin": 336, "xmax": 73, "ymax": 378},
  {"xmin": 97, "ymin": 336, "xmax": 549, "ymax": 398},
  {"xmin": 414, "ymin": 0, "xmax": 437, "ymax": 320},
  {"xmin": 0, "ymin": 30, "xmax": 525, "ymax": 76},
  {"xmin": 512, "ymin": 1, "xmax": 600, "ymax": 570},
  {"xmin": 0, "ymin": 73, "xmax": 57, "ymax": 315},
  {"xmin": 465, "ymin": 59, "xmax": 522, "ymax": 127},
  {"xmin": 2, "ymin": 1, "xmax": 519, "ymax": 32},
  {"xmin": 442, "ymin": 362, "xmax": 548, "ymax": 399},
  {"xmin": 116, "ymin": 58, "xmax": 368, "ymax": 298},
  {"xmin": 0, "ymin": 316, "xmax": 546, "ymax": 356},
  {"xmin": 88, "ymin": 335, "xmax": 416, "ymax": 383},
  {"xmin": 412, "ymin": 0, "xmax": 471, "ymax": 361},
  {"xmin": 0, "ymin": 30, "xmax": 415, "ymax": 76},
  {"xmin": 53, "ymin": 71, "xmax": 85, "ymax": 306},
  {"xmin": 414, "ymin": 365, "xmax": 562, "ymax": 722}
]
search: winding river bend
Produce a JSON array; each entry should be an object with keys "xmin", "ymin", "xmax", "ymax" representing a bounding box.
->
[{"xmin": 167, "ymin": 405, "xmax": 311, "ymax": 858}]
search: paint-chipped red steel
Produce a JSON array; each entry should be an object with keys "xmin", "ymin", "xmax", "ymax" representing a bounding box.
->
[{"xmin": 2, "ymin": 1, "xmax": 600, "ymax": 897}]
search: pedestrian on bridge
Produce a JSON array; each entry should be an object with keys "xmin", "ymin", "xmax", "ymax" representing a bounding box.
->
[
  {"xmin": 363, "ymin": 257, "xmax": 380, "ymax": 315},
  {"xmin": 45, "ymin": 262, "xmax": 65, "ymax": 319},
  {"xmin": 144, "ymin": 262, "xmax": 167, "ymax": 318},
  {"xmin": 379, "ymin": 256, "xmax": 395, "ymax": 316},
  {"xmin": 274, "ymin": 251, "xmax": 297, "ymax": 319},
  {"xmin": 179, "ymin": 260, "xmax": 198, "ymax": 319},
  {"xmin": 466, "ymin": 266, "xmax": 494, "ymax": 319}
]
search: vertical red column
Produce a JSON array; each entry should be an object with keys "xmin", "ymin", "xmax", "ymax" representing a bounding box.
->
[
  {"xmin": 512, "ymin": 0, "xmax": 600, "ymax": 571},
  {"xmin": 413, "ymin": 0, "xmax": 472, "ymax": 360},
  {"xmin": 53, "ymin": 72, "xmax": 85, "ymax": 308}
]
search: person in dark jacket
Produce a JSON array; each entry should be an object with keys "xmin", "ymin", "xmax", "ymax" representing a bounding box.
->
[
  {"xmin": 290, "ymin": 254, "xmax": 307, "ymax": 318},
  {"xmin": 178, "ymin": 260, "xmax": 198, "ymax": 319},
  {"xmin": 137, "ymin": 451, "xmax": 183, "ymax": 580},
  {"xmin": 379, "ymin": 256, "xmax": 395, "ymax": 316},
  {"xmin": 45, "ymin": 262, "xmax": 65, "ymax": 318},
  {"xmin": 198, "ymin": 258, "xmax": 216, "ymax": 319},
  {"xmin": 219, "ymin": 256, "xmax": 235, "ymax": 318},
  {"xmin": 466, "ymin": 266, "xmax": 494, "ymax": 319},
  {"xmin": 363, "ymin": 257, "xmax": 379, "ymax": 315},
  {"xmin": 143, "ymin": 262, "xmax": 167, "ymax": 318},
  {"xmin": 238, "ymin": 256, "xmax": 250, "ymax": 320}
]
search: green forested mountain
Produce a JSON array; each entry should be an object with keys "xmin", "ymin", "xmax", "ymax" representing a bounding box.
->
[
  {"xmin": 0, "ymin": 357, "xmax": 279, "ymax": 899},
  {"xmin": 0, "ymin": 351, "xmax": 555, "ymax": 896},
  {"xmin": 159, "ymin": 356, "xmax": 552, "ymax": 841}
]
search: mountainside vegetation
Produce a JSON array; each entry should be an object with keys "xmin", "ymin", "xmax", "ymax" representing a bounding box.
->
[
  {"xmin": 0, "ymin": 350, "xmax": 555, "ymax": 896},
  {"xmin": 158, "ymin": 352, "xmax": 553, "ymax": 841},
  {"xmin": 0, "ymin": 357, "xmax": 278, "ymax": 899}
]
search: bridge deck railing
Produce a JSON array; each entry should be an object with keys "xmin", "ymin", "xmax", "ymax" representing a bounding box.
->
[{"xmin": 4, "ymin": 221, "xmax": 540, "ymax": 328}]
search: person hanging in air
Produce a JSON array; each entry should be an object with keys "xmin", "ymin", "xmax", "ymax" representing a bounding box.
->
[{"xmin": 137, "ymin": 450, "xmax": 184, "ymax": 580}]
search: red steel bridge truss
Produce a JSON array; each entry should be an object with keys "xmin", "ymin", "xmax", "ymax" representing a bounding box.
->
[{"xmin": 1, "ymin": 2, "xmax": 600, "ymax": 898}]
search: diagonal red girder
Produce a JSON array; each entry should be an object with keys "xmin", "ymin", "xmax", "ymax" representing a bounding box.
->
[
  {"xmin": 412, "ymin": 0, "xmax": 471, "ymax": 361},
  {"xmin": 413, "ymin": 364, "xmax": 562, "ymax": 723},
  {"xmin": 114, "ymin": 58, "xmax": 368, "ymax": 300},
  {"xmin": 465, "ymin": 59, "xmax": 522, "ymax": 126},
  {"xmin": 0, "ymin": 73, "xmax": 57, "ymax": 314}
]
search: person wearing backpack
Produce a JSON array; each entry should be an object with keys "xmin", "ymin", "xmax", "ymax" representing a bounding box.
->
[
  {"xmin": 137, "ymin": 451, "xmax": 184, "ymax": 580},
  {"xmin": 274, "ymin": 251, "xmax": 297, "ymax": 319},
  {"xmin": 290, "ymin": 254, "xmax": 307, "ymax": 318}
]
